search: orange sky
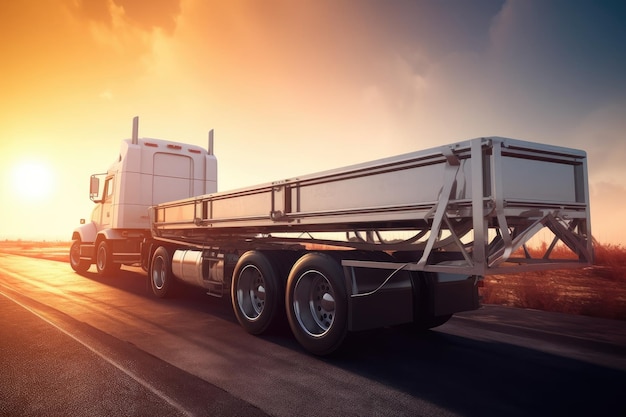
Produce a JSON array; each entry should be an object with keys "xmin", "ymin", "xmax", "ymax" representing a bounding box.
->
[{"xmin": 1, "ymin": 0, "xmax": 625, "ymax": 244}]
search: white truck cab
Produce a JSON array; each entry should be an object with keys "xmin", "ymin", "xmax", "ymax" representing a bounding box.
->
[{"xmin": 70, "ymin": 117, "xmax": 217, "ymax": 275}]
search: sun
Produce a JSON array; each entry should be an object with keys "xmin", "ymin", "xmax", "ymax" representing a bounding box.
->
[{"xmin": 10, "ymin": 159, "xmax": 56, "ymax": 201}]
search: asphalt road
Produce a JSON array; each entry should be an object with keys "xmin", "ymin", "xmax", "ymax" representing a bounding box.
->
[{"xmin": 1, "ymin": 253, "xmax": 625, "ymax": 417}]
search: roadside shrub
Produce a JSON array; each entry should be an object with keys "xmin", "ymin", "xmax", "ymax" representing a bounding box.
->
[
  {"xmin": 481, "ymin": 240, "xmax": 626, "ymax": 320},
  {"xmin": 593, "ymin": 242, "xmax": 626, "ymax": 282}
]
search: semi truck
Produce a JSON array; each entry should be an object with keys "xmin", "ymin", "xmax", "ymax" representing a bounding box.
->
[{"xmin": 71, "ymin": 117, "xmax": 593, "ymax": 355}]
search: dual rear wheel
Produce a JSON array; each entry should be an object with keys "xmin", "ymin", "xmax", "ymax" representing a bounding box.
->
[
  {"xmin": 149, "ymin": 246, "xmax": 447, "ymax": 355},
  {"xmin": 232, "ymin": 251, "xmax": 348, "ymax": 356},
  {"xmin": 69, "ymin": 239, "xmax": 121, "ymax": 276}
]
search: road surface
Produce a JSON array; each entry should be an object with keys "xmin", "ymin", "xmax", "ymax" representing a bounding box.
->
[{"xmin": 1, "ymin": 253, "xmax": 625, "ymax": 416}]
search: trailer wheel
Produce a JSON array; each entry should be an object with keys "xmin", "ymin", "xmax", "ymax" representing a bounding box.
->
[
  {"xmin": 69, "ymin": 239, "xmax": 90, "ymax": 274},
  {"xmin": 231, "ymin": 251, "xmax": 283, "ymax": 335},
  {"xmin": 408, "ymin": 271, "xmax": 453, "ymax": 331},
  {"xmin": 286, "ymin": 253, "xmax": 348, "ymax": 355},
  {"xmin": 96, "ymin": 240, "xmax": 120, "ymax": 276},
  {"xmin": 150, "ymin": 246, "xmax": 175, "ymax": 298}
]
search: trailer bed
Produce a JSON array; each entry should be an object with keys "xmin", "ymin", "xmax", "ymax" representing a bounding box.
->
[{"xmin": 151, "ymin": 137, "xmax": 592, "ymax": 276}]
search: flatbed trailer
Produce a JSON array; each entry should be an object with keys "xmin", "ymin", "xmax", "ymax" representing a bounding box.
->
[{"xmin": 144, "ymin": 136, "xmax": 592, "ymax": 354}]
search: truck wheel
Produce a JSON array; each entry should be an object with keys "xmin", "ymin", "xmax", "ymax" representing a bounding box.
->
[
  {"xmin": 69, "ymin": 240, "xmax": 90, "ymax": 273},
  {"xmin": 286, "ymin": 253, "xmax": 348, "ymax": 355},
  {"xmin": 96, "ymin": 240, "xmax": 120, "ymax": 276},
  {"xmin": 231, "ymin": 251, "xmax": 283, "ymax": 335},
  {"xmin": 150, "ymin": 246, "xmax": 175, "ymax": 298}
]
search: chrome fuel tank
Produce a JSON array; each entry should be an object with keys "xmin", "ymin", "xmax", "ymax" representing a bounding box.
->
[{"xmin": 172, "ymin": 249, "xmax": 224, "ymax": 289}]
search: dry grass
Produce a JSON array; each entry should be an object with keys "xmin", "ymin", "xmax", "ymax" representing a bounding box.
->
[{"xmin": 481, "ymin": 242, "xmax": 626, "ymax": 320}]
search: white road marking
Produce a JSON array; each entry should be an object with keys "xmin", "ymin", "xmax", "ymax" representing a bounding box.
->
[{"xmin": 0, "ymin": 287, "xmax": 195, "ymax": 417}]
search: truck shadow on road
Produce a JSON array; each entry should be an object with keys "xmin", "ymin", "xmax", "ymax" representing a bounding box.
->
[
  {"xmin": 79, "ymin": 267, "xmax": 151, "ymax": 293},
  {"xmin": 78, "ymin": 266, "xmax": 238, "ymax": 322},
  {"xmin": 79, "ymin": 266, "xmax": 625, "ymax": 417},
  {"xmin": 325, "ymin": 327, "xmax": 625, "ymax": 417}
]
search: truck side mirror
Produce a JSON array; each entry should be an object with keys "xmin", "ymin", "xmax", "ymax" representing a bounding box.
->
[{"xmin": 90, "ymin": 175, "xmax": 101, "ymax": 202}]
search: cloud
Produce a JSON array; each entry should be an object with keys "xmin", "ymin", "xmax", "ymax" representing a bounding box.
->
[
  {"xmin": 68, "ymin": 0, "xmax": 154, "ymax": 55},
  {"xmin": 70, "ymin": 0, "xmax": 113, "ymax": 25},
  {"xmin": 116, "ymin": 0, "xmax": 180, "ymax": 33},
  {"xmin": 360, "ymin": 0, "xmax": 626, "ymax": 145},
  {"xmin": 99, "ymin": 89, "xmax": 113, "ymax": 100},
  {"xmin": 488, "ymin": 1, "xmax": 626, "ymax": 109},
  {"xmin": 569, "ymin": 100, "xmax": 626, "ymax": 182},
  {"xmin": 70, "ymin": 0, "xmax": 181, "ymax": 33}
]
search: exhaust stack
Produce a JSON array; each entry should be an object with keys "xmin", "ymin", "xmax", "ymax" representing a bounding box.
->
[{"xmin": 132, "ymin": 116, "xmax": 139, "ymax": 145}]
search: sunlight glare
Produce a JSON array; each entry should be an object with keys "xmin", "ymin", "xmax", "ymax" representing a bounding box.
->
[{"xmin": 10, "ymin": 160, "xmax": 56, "ymax": 201}]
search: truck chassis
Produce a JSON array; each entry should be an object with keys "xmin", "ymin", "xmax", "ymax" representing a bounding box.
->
[{"xmin": 141, "ymin": 137, "xmax": 591, "ymax": 354}]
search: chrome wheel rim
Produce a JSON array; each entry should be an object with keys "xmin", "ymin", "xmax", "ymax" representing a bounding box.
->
[
  {"xmin": 96, "ymin": 245, "xmax": 106, "ymax": 271},
  {"xmin": 236, "ymin": 265, "xmax": 266, "ymax": 321},
  {"xmin": 152, "ymin": 256, "xmax": 165, "ymax": 290},
  {"xmin": 293, "ymin": 270, "xmax": 335, "ymax": 337},
  {"xmin": 70, "ymin": 242, "xmax": 80, "ymax": 266}
]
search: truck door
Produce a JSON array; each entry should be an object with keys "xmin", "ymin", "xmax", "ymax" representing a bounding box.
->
[{"xmin": 98, "ymin": 176, "xmax": 114, "ymax": 231}]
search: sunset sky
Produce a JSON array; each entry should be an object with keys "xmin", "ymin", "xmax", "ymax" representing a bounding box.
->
[{"xmin": 1, "ymin": 0, "xmax": 625, "ymax": 244}]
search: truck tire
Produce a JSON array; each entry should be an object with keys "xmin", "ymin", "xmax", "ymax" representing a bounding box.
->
[
  {"xmin": 69, "ymin": 240, "xmax": 90, "ymax": 274},
  {"xmin": 96, "ymin": 240, "xmax": 121, "ymax": 276},
  {"xmin": 150, "ymin": 246, "xmax": 176, "ymax": 298},
  {"xmin": 231, "ymin": 251, "xmax": 283, "ymax": 335},
  {"xmin": 285, "ymin": 253, "xmax": 348, "ymax": 355},
  {"xmin": 408, "ymin": 270, "xmax": 452, "ymax": 331}
]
